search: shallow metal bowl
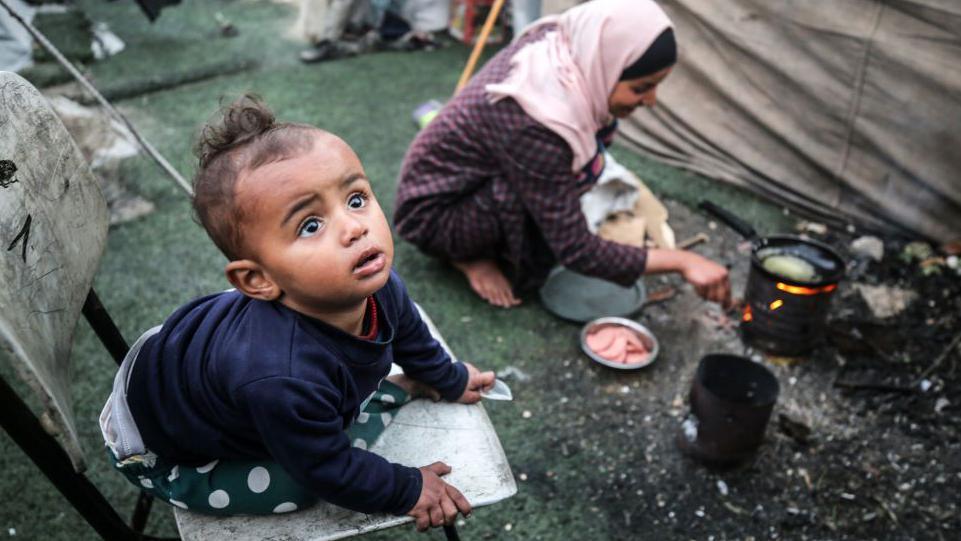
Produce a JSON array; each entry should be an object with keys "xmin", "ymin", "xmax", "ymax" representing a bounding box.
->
[{"xmin": 579, "ymin": 317, "xmax": 660, "ymax": 370}]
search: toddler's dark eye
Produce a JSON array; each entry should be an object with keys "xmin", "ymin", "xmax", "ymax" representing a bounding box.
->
[
  {"xmin": 298, "ymin": 217, "xmax": 323, "ymax": 238},
  {"xmin": 347, "ymin": 193, "xmax": 367, "ymax": 209}
]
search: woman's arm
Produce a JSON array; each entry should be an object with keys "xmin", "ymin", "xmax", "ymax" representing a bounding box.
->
[
  {"xmin": 505, "ymin": 125, "xmax": 731, "ymax": 305},
  {"xmin": 644, "ymin": 248, "xmax": 732, "ymax": 307}
]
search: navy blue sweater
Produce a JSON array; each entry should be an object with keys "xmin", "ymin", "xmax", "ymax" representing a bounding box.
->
[{"xmin": 127, "ymin": 271, "xmax": 468, "ymax": 515}]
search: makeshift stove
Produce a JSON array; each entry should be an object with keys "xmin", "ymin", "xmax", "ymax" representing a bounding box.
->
[{"xmin": 739, "ymin": 236, "xmax": 846, "ymax": 356}]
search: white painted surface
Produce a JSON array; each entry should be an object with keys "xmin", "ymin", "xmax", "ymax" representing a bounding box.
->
[{"xmin": 0, "ymin": 71, "xmax": 109, "ymax": 472}]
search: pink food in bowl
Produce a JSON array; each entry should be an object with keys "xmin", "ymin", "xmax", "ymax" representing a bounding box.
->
[{"xmin": 585, "ymin": 325, "xmax": 649, "ymax": 365}]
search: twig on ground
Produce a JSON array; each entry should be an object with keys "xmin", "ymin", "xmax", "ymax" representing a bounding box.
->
[
  {"xmin": 642, "ymin": 286, "xmax": 677, "ymax": 307},
  {"xmin": 872, "ymin": 496, "xmax": 899, "ymax": 525},
  {"xmin": 833, "ymin": 376, "xmax": 916, "ymax": 394},
  {"xmin": 722, "ymin": 501, "xmax": 746, "ymax": 515},
  {"xmin": 677, "ymin": 233, "xmax": 710, "ymax": 250},
  {"xmin": 914, "ymin": 331, "xmax": 961, "ymax": 385}
]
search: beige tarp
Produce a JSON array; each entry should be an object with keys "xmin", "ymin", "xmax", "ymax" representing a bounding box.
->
[{"xmin": 619, "ymin": 0, "xmax": 961, "ymax": 243}]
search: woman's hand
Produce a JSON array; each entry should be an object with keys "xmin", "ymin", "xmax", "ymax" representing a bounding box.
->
[
  {"xmin": 678, "ymin": 252, "xmax": 732, "ymax": 308},
  {"xmin": 644, "ymin": 248, "xmax": 732, "ymax": 308}
]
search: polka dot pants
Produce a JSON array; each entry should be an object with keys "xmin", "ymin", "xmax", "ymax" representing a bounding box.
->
[{"xmin": 110, "ymin": 380, "xmax": 410, "ymax": 516}]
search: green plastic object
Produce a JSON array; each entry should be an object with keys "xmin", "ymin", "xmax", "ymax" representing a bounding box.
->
[{"xmin": 539, "ymin": 267, "xmax": 647, "ymax": 322}]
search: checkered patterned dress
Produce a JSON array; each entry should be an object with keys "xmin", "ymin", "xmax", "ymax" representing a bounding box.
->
[{"xmin": 395, "ymin": 25, "xmax": 648, "ymax": 294}]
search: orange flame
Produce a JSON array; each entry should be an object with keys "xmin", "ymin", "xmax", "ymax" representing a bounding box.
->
[
  {"xmin": 742, "ymin": 305, "xmax": 753, "ymax": 322},
  {"xmin": 769, "ymin": 299, "xmax": 784, "ymax": 311},
  {"xmin": 776, "ymin": 282, "xmax": 837, "ymax": 296}
]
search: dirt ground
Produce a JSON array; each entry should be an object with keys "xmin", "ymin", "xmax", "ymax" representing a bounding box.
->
[{"xmin": 484, "ymin": 200, "xmax": 961, "ymax": 541}]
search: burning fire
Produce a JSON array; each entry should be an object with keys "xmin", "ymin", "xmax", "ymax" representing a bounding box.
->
[
  {"xmin": 776, "ymin": 282, "xmax": 837, "ymax": 296},
  {"xmin": 769, "ymin": 299, "xmax": 784, "ymax": 311},
  {"xmin": 742, "ymin": 304, "xmax": 753, "ymax": 322}
]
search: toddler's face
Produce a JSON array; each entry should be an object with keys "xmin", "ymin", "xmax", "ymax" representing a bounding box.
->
[{"xmin": 234, "ymin": 133, "xmax": 394, "ymax": 312}]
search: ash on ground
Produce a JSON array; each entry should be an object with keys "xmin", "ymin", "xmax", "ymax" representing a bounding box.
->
[{"xmin": 499, "ymin": 201, "xmax": 959, "ymax": 541}]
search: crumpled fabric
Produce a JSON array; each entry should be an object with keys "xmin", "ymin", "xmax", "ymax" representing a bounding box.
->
[{"xmin": 580, "ymin": 151, "xmax": 676, "ymax": 249}]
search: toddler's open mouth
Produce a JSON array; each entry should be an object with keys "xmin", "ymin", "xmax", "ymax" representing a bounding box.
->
[{"xmin": 353, "ymin": 248, "xmax": 386, "ymax": 277}]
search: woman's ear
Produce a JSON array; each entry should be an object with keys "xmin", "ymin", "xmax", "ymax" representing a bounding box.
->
[{"xmin": 225, "ymin": 260, "xmax": 282, "ymax": 301}]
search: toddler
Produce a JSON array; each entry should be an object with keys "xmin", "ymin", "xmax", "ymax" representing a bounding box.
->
[{"xmin": 99, "ymin": 96, "xmax": 494, "ymax": 531}]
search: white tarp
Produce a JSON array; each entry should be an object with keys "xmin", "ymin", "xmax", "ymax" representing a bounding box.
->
[
  {"xmin": 0, "ymin": 0, "xmax": 35, "ymax": 72},
  {"xmin": 620, "ymin": 0, "xmax": 961, "ymax": 243}
]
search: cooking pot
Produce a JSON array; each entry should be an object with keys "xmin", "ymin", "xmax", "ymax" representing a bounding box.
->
[
  {"xmin": 699, "ymin": 201, "xmax": 846, "ymax": 355},
  {"xmin": 699, "ymin": 201, "xmax": 846, "ymax": 286}
]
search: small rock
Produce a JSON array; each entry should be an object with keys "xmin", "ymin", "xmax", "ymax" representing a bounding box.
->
[
  {"xmin": 840, "ymin": 492, "xmax": 856, "ymax": 501},
  {"xmin": 457, "ymin": 519, "xmax": 466, "ymax": 527},
  {"xmin": 850, "ymin": 236, "xmax": 884, "ymax": 262},
  {"xmin": 946, "ymin": 255, "xmax": 959, "ymax": 270},
  {"xmin": 854, "ymin": 283, "xmax": 917, "ymax": 319},
  {"xmin": 717, "ymin": 479, "xmax": 729, "ymax": 496},
  {"xmin": 8, "ymin": 528, "xmax": 16, "ymax": 536},
  {"xmin": 504, "ymin": 523, "xmax": 513, "ymax": 532},
  {"xmin": 681, "ymin": 417, "xmax": 698, "ymax": 442},
  {"xmin": 518, "ymin": 473, "xmax": 527, "ymax": 481},
  {"xmin": 920, "ymin": 379, "xmax": 933, "ymax": 392},
  {"xmin": 778, "ymin": 413, "xmax": 812, "ymax": 444},
  {"xmin": 935, "ymin": 397, "xmax": 950, "ymax": 413},
  {"xmin": 708, "ymin": 221, "xmax": 717, "ymax": 230},
  {"xmin": 798, "ymin": 221, "xmax": 828, "ymax": 235},
  {"xmin": 460, "ymin": 316, "xmax": 472, "ymax": 323},
  {"xmin": 521, "ymin": 410, "xmax": 532, "ymax": 418}
]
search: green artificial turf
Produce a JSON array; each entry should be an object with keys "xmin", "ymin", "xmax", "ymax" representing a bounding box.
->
[{"xmin": 0, "ymin": 1, "xmax": 789, "ymax": 539}]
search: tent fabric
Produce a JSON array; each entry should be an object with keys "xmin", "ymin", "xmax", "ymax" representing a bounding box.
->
[{"xmin": 618, "ymin": 0, "xmax": 961, "ymax": 243}]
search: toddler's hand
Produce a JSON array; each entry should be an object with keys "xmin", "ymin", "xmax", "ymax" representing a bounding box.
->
[
  {"xmin": 680, "ymin": 252, "xmax": 732, "ymax": 309},
  {"xmin": 457, "ymin": 362, "xmax": 495, "ymax": 404},
  {"xmin": 408, "ymin": 462, "xmax": 472, "ymax": 531}
]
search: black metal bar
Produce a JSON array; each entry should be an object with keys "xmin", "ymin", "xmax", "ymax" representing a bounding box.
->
[
  {"xmin": 82, "ymin": 289, "xmax": 130, "ymax": 366},
  {"xmin": 131, "ymin": 492, "xmax": 155, "ymax": 533},
  {"xmin": 443, "ymin": 524, "xmax": 461, "ymax": 541},
  {"xmin": 0, "ymin": 375, "xmax": 137, "ymax": 541}
]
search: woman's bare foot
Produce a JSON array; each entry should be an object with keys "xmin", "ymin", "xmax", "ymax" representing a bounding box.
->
[
  {"xmin": 452, "ymin": 259, "xmax": 522, "ymax": 308},
  {"xmin": 386, "ymin": 374, "xmax": 440, "ymax": 401}
]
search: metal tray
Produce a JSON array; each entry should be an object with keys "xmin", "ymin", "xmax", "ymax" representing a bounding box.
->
[{"xmin": 579, "ymin": 317, "xmax": 660, "ymax": 370}]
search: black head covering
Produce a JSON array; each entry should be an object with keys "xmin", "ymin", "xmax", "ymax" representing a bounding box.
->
[{"xmin": 619, "ymin": 28, "xmax": 676, "ymax": 81}]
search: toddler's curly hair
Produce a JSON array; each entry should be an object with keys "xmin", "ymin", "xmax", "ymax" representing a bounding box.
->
[{"xmin": 193, "ymin": 95, "xmax": 317, "ymax": 260}]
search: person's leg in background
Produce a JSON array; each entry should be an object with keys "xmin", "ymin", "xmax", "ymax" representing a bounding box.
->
[{"xmin": 300, "ymin": 0, "xmax": 374, "ymax": 63}]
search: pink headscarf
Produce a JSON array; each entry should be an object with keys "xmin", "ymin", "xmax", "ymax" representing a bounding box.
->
[{"xmin": 486, "ymin": 0, "xmax": 674, "ymax": 172}]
